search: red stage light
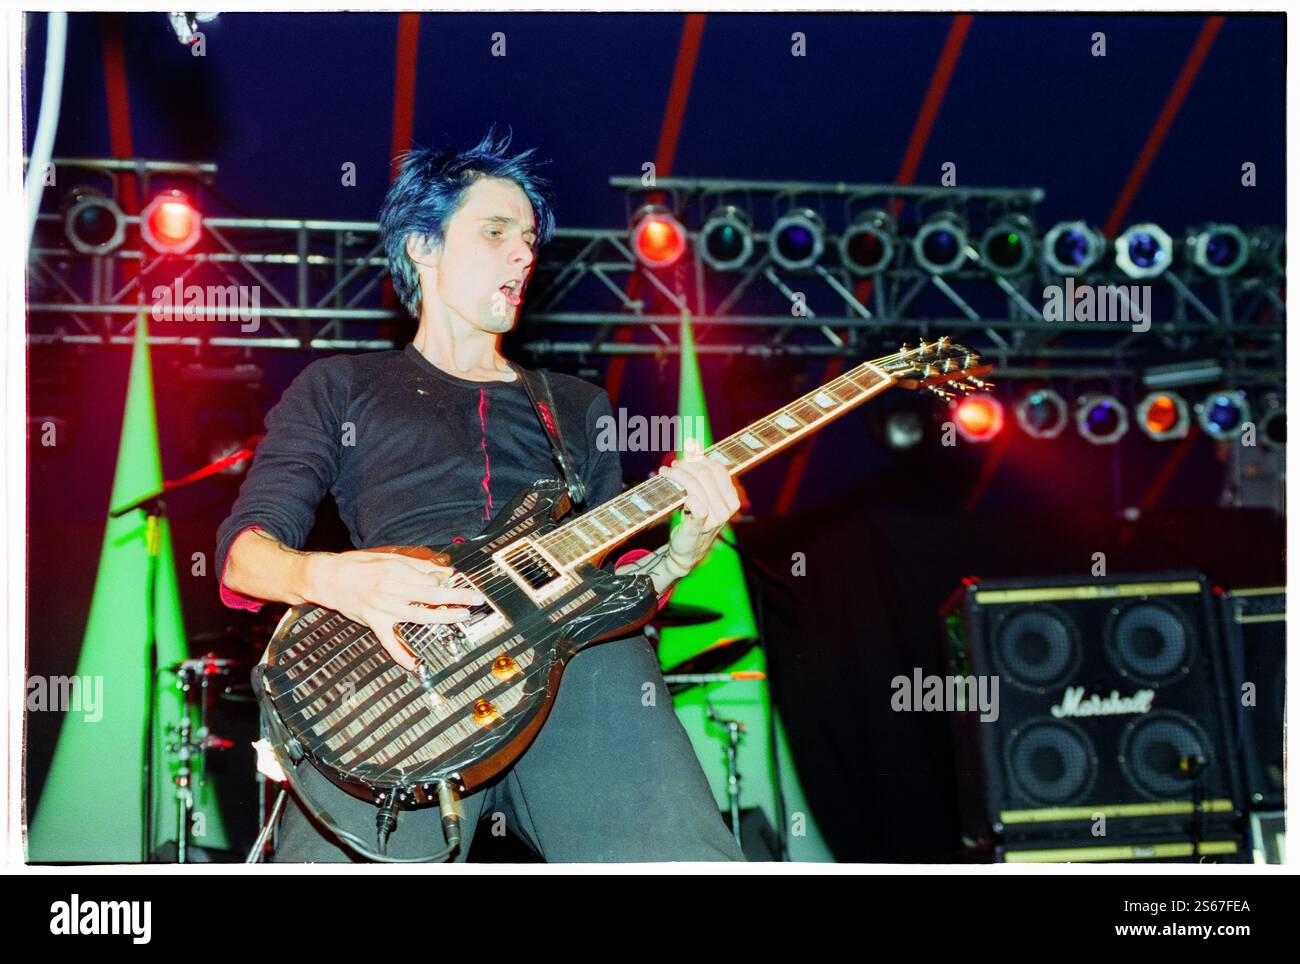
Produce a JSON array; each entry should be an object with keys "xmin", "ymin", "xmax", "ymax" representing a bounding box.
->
[
  {"xmin": 1144, "ymin": 395, "xmax": 1179, "ymax": 433},
  {"xmin": 953, "ymin": 393, "xmax": 1004, "ymax": 443},
  {"xmin": 631, "ymin": 204, "xmax": 686, "ymax": 268},
  {"xmin": 1136, "ymin": 391, "xmax": 1189, "ymax": 441},
  {"xmin": 141, "ymin": 190, "xmax": 202, "ymax": 254}
]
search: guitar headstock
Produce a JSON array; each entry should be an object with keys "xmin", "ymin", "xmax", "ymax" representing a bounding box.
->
[{"xmin": 881, "ymin": 336, "xmax": 995, "ymax": 399}]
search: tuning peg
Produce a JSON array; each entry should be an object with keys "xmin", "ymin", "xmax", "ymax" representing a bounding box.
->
[
  {"xmin": 918, "ymin": 339, "xmax": 930, "ymax": 354},
  {"xmin": 937, "ymin": 335, "xmax": 951, "ymax": 349},
  {"xmin": 951, "ymin": 380, "xmax": 974, "ymax": 392},
  {"xmin": 899, "ymin": 342, "xmax": 912, "ymax": 352},
  {"xmin": 968, "ymin": 377, "xmax": 995, "ymax": 390},
  {"xmin": 922, "ymin": 364, "xmax": 937, "ymax": 378},
  {"xmin": 942, "ymin": 358, "xmax": 955, "ymax": 373},
  {"xmin": 963, "ymin": 353, "xmax": 978, "ymax": 368},
  {"xmin": 928, "ymin": 385, "xmax": 954, "ymax": 399}
]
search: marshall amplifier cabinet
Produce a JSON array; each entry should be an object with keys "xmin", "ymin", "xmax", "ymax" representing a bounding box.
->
[{"xmin": 943, "ymin": 572, "xmax": 1246, "ymax": 861}]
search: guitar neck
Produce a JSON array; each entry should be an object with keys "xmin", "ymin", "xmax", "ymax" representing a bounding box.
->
[{"xmin": 538, "ymin": 352, "xmax": 905, "ymax": 568}]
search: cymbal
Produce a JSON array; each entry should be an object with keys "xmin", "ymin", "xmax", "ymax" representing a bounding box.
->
[
  {"xmin": 662, "ymin": 636, "xmax": 760, "ymax": 677},
  {"xmin": 651, "ymin": 603, "xmax": 723, "ymax": 627}
]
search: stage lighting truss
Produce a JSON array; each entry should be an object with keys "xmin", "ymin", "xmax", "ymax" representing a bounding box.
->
[
  {"xmin": 770, "ymin": 208, "xmax": 825, "ymax": 271},
  {"xmin": 1015, "ymin": 388, "xmax": 1069, "ymax": 439},
  {"xmin": 700, "ymin": 205, "xmax": 754, "ymax": 272},
  {"xmin": 1136, "ymin": 391, "xmax": 1191, "ymax": 441},
  {"xmin": 1196, "ymin": 389, "xmax": 1252, "ymax": 441},
  {"xmin": 839, "ymin": 208, "xmax": 896, "ymax": 277},
  {"xmin": 26, "ymin": 162, "xmax": 1287, "ymax": 367},
  {"xmin": 1115, "ymin": 223, "xmax": 1173, "ymax": 280},
  {"xmin": 1076, "ymin": 394, "xmax": 1129, "ymax": 445},
  {"xmin": 1043, "ymin": 221, "xmax": 1106, "ymax": 276}
]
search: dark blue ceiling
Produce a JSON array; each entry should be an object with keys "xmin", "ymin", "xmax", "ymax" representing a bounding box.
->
[{"xmin": 25, "ymin": 12, "xmax": 1285, "ymax": 234}]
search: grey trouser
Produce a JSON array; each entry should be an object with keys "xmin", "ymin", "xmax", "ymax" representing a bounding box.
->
[{"xmin": 270, "ymin": 633, "xmax": 746, "ymax": 862}]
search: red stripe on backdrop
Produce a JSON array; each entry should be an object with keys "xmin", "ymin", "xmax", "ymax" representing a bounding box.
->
[
  {"xmin": 777, "ymin": 15, "xmax": 974, "ymax": 517},
  {"xmin": 1102, "ymin": 16, "xmax": 1224, "ymax": 239},
  {"xmin": 99, "ymin": 15, "xmax": 139, "ymax": 286},
  {"xmin": 1118, "ymin": 425, "xmax": 1203, "ymax": 548},
  {"xmin": 389, "ymin": 13, "xmax": 422, "ymax": 182},
  {"xmin": 606, "ymin": 13, "xmax": 707, "ymax": 408},
  {"xmin": 383, "ymin": 13, "xmax": 422, "ymax": 314},
  {"xmin": 962, "ymin": 426, "xmax": 1013, "ymax": 513}
]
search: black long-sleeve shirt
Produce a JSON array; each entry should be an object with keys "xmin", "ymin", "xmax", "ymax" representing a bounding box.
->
[{"xmin": 215, "ymin": 343, "xmax": 623, "ymax": 610}]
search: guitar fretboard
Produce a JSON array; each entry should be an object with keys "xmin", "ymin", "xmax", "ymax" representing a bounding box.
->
[{"xmin": 537, "ymin": 355, "xmax": 899, "ymax": 568}]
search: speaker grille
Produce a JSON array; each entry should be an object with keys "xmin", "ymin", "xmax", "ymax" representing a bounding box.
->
[
  {"xmin": 1106, "ymin": 600, "xmax": 1194, "ymax": 687},
  {"xmin": 992, "ymin": 605, "xmax": 1080, "ymax": 691},
  {"xmin": 1119, "ymin": 710, "xmax": 1214, "ymax": 800},
  {"xmin": 1004, "ymin": 717, "xmax": 1097, "ymax": 807}
]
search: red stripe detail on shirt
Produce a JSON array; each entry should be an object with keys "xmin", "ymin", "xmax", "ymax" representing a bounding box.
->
[{"xmin": 478, "ymin": 388, "xmax": 494, "ymax": 519}]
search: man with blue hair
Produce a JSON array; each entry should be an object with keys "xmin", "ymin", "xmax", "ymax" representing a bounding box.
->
[{"xmin": 216, "ymin": 126, "xmax": 746, "ymax": 862}]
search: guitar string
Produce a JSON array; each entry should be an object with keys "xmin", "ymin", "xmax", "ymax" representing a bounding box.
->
[
  {"xmin": 361, "ymin": 347, "xmax": 915, "ymax": 662},
  {"xmin": 398, "ymin": 346, "xmax": 912, "ymax": 599},
  {"xmin": 277, "ymin": 344, "xmax": 953, "ymax": 693},
  {"xmin": 275, "ymin": 345, "xmax": 933, "ymax": 694}
]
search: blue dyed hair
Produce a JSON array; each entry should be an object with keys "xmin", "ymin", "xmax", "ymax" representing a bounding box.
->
[{"xmin": 379, "ymin": 124, "xmax": 557, "ymax": 319}]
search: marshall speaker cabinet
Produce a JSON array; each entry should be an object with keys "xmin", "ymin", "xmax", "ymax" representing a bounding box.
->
[{"xmin": 943, "ymin": 572, "xmax": 1248, "ymax": 863}]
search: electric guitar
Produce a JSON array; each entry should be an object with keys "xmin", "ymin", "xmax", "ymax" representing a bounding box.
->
[{"xmin": 253, "ymin": 339, "xmax": 991, "ymax": 811}]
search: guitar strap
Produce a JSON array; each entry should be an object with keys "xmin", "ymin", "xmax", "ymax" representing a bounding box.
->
[{"xmin": 512, "ymin": 364, "xmax": 589, "ymax": 513}]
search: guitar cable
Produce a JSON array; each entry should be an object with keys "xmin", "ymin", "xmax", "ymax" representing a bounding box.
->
[{"xmin": 252, "ymin": 663, "xmax": 462, "ymax": 863}]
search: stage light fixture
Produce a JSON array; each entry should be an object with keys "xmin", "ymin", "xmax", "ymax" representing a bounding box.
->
[
  {"xmin": 980, "ymin": 214, "xmax": 1036, "ymax": 275},
  {"xmin": 700, "ymin": 205, "xmax": 753, "ymax": 272},
  {"xmin": 1187, "ymin": 223, "xmax": 1249, "ymax": 277},
  {"xmin": 839, "ymin": 208, "xmax": 896, "ymax": 276},
  {"xmin": 1014, "ymin": 388, "xmax": 1068, "ymax": 439},
  {"xmin": 141, "ymin": 189, "xmax": 202, "ymax": 255},
  {"xmin": 62, "ymin": 187, "xmax": 125, "ymax": 255},
  {"xmin": 1196, "ymin": 390, "xmax": 1251, "ymax": 441},
  {"xmin": 884, "ymin": 408, "xmax": 925, "ymax": 450},
  {"xmin": 1252, "ymin": 228, "xmax": 1285, "ymax": 276},
  {"xmin": 1042, "ymin": 221, "xmax": 1105, "ymax": 276},
  {"xmin": 630, "ymin": 203, "xmax": 687, "ymax": 269},
  {"xmin": 770, "ymin": 208, "xmax": 825, "ymax": 271},
  {"xmin": 1076, "ymin": 395, "xmax": 1129, "ymax": 445},
  {"xmin": 1257, "ymin": 393, "xmax": 1285, "ymax": 451},
  {"xmin": 953, "ymin": 392, "xmax": 1004, "ymax": 443},
  {"xmin": 913, "ymin": 213, "xmax": 968, "ymax": 275},
  {"xmin": 1115, "ymin": 222, "xmax": 1173, "ymax": 279},
  {"xmin": 1136, "ymin": 391, "xmax": 1190, "ymax": 441}
]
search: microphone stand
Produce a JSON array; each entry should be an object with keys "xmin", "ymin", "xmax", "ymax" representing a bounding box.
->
[
  {"xmin": 110, "ymin": 435, "xmax": 262, "ymax": 862},
  {"xmin": 713, "ymin": 531, "xmax": 802, "ymax": 861}
]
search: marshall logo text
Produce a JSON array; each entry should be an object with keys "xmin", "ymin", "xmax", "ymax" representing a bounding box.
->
[{"xmin": 1050, "ymin": 686, "xmax": 1155, "ymax": 718}]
